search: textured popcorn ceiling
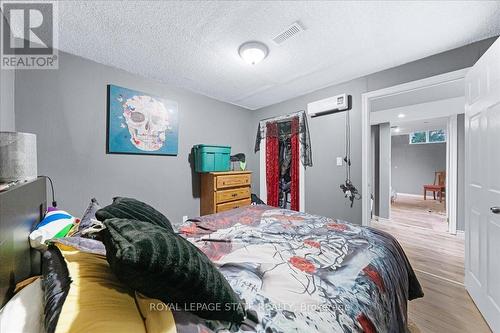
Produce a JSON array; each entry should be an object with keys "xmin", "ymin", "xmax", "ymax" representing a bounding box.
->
[{"xmin": 57, "ymin": 1, "xmax": 500, "ymax": 110}]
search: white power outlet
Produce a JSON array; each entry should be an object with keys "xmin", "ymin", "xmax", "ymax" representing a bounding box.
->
[
  {"xmin": 336, "ymin": 157, "xmax": 343, "ymax": 166},
  {"xmin": 182, "ymin": 215, "xmax": 188, "ymax": 223}
]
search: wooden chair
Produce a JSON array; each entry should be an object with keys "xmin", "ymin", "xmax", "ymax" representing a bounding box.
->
[{"xmin": 423, "ymin": 171, "xmax": 446, "ymax": 203}]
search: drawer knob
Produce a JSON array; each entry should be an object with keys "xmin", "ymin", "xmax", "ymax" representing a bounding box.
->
[{"xmin": 232, "ymin": 193, "xmax": 237, "ymax": 197}]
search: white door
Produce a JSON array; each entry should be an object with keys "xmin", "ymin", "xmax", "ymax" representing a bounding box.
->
[{"xmin": 465, "ymin": 37, "xmax": 500, "ymax": 332}]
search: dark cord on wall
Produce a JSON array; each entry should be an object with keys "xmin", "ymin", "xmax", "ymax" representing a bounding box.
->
[
  {"xmin": 340, "ymin": 104, "xmax": 361, "ymax": 208},
  {"xmin": 38, "ymin": 175, "xmax": 57, "ymax": 207}
]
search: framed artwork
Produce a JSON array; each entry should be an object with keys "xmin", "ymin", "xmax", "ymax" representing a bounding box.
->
[{"xmin": 106, "ymin": 84, "xmax": 179, "ymax": 156}]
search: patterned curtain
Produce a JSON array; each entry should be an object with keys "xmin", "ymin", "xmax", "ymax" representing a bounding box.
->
[
  {"xmin": 290, "ymin": 117, "xmax": 300, "ymax": 211},
  {"xmin": 255, "ymin": 111, "xmax": 312, "ymax": 168},
  {"xmin": 266, "ymin": 122, "xmax": 279, "ymax": 207}
]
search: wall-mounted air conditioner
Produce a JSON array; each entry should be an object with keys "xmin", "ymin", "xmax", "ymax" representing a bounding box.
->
[{"xmin": 307, "ymin": 93, "xmax": 350, "ymax": 117}]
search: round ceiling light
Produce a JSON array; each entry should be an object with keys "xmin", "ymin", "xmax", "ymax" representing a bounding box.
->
[{"xmin": 239, "ymin": 41, "xmax": 268, "ymax": 65}]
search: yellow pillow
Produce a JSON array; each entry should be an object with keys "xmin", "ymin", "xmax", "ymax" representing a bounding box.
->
[
  {"xmin": 54, "ymin": 246, "xmax": 146, "ymax": 333},
  {"xmin": 135, "ymin": 292, "xmax": 177, "ymax": 333}
]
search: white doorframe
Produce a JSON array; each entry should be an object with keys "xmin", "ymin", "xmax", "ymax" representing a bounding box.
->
[
  {"xmin": 361, "ymin": 67, "xmax": 469, "ymax": 227},
  {"xmin": 259, "ymin": 132, "xmax": 306, "ymax": 212},
  {"xmin": 447, "ymin": 114, "xmax": 458, "ymax": 234}
]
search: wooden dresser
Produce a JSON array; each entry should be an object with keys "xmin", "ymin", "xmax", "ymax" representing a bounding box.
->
[{"xmin": 200, "ymin": 171, "xmax": 252, "ymax": 215}]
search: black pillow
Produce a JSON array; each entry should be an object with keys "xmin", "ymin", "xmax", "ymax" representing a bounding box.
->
[
  {"xmin": 41, "ymin": 245, "xmax": 72, "ymax": 333},
  {"xmin": 100, "ymin": 218, "xmax": 246, "ymax": 323},
  {"xmin": 95, "ymin": 197, "xmax": 173, "ymax": 232}
]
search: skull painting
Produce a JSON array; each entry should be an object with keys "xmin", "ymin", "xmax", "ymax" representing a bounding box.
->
[{"xmin": 122, "ymin": 95, "xmax": 170, "ymax": 151}]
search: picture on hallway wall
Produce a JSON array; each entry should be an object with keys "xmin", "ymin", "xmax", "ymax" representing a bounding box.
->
[{"xmin": 106, "ymin": 84, "xmax": 179, "ymax": 156}]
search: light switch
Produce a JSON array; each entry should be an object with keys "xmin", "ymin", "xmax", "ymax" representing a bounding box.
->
[{"xmin": 336, "ymin": 157, "xmax": 343, "ymax": 166}]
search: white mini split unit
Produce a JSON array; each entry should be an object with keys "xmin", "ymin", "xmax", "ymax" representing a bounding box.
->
[{"xmin": 307, "ymin": 93, "xmax": 351, "ymax": 117}]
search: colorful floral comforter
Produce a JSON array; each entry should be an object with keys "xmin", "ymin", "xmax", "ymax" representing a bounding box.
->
[{"xmin": 176, "ymin": 205, "xmax": 423, "ymax": 333}]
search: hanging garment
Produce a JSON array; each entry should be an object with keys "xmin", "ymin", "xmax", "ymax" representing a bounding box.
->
[
  {"xmin": 255, "ymin": 111, "xmax": 313, "ymax": 167},
  {"xmin": 265, "ymin": 122, "xmax": 279, "ymax": 207},
  {"xmin": 280, "ymin": 140, "xmax": 292, "ymax": 176},
  {"xmin": 290, "ymin": 117, "xmax": 300, "ymax": 211}
]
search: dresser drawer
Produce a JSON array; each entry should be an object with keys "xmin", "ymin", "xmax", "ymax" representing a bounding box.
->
[
  {"xmin": 200, "ymin": 171, "xmax": 252, "ymax": 216},
  {"xmin": 216, "ymin": 174, "xmax": 251, "ymax": 189},
  {"xmin": 216, "ymin": 198, "xmax": 251, "ymax": 213},
  {"xmin": 216, "ymin": 187, "xmax": 250, "ymax": 204}
]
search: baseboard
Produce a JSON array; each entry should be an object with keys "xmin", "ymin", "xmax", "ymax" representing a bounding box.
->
[
  {"xmin": 372, "ymin": 216, "xmax": 391, "ymax": 223},
  {"xmin": 397, "ymin": 192, "xmax": 424, "ymax": 198}
]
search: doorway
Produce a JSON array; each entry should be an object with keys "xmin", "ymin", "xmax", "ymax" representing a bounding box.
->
[
  {"xmin": 363, "ymin": 68, "xmax": 493, "ymax": 332},
  {"xmin": 387, "ymin": 117, "xmax": 449, "ymax": 233},
  {"xmin": 258, "ymin": 111, "xmax": 307, "ymax": 212},
  {"xmin": 361, "ymin": 68, "xmax": 469, "ymax": 230},
  {"xmin": 370, "ymin": 114, "xmax": 451, "ymax": 229}
]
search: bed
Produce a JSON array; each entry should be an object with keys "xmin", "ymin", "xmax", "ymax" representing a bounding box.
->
[
  {"xmin": 0, "ymin": 181, "xmax": 423, "ymax": 333},
  {"xmin": 178, "ymin": 205, "xmax": 423, "ymax": 332}
]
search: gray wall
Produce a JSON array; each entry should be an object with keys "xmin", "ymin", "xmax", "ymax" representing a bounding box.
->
[
  {"xmin": 457, "ymin": 114, "xmax": 465, "ymax": 231},
  {"xmin": 391, "ymin": 134, "xmax": 446, "ymax": 195},
  {"xmin": 15, "ymin": 51, "xmax": 255, "ymax": 225},
  {"xmin": 249, "ymin": 37, "xmax": 496, "ymax": 224},
  {"xmin": 250, "ymin": 78, "xmax": 366, "ymax": 223},
  {"xmin": 0, "ymin": 69, "xmax": 15, "ymax": 131},
  {"xmin": 378, "ymin": 123, "xmax": 391, "ymax": 218}
]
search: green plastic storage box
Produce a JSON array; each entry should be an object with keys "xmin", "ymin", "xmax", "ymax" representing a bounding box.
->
[{"xmin": 193, "ymin": 145, "xmax": 231, "ymax": 173}]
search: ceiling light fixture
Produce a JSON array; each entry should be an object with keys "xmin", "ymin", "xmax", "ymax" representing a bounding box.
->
[
  {"xmin": 398, "ymin": 113, "xmax": 405, "ymax": 118},
  {"xmin": 239, "ymin": 41, "xmax": 268, "ymax": 65}
]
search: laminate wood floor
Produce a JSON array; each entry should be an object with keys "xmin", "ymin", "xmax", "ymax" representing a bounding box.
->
[{"xmin": 372, "ymin": 195, "xmax": 491, "ymax": 333}]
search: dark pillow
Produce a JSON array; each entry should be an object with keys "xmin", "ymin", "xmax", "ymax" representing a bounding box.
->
[
  {"xmin": 95, "ymin": 197, "xmax": 173, "ymax": 232},
  {"xmin": 100, "ymin": 218, "xmax": 246, "ymax": 323},
  {"xmin": 41, "ymin": 245, "xmax": 72, "ymax": 333}
]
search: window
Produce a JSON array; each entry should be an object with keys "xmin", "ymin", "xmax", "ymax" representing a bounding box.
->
[
  {"xmin": 409, "ymin": 131, "xmax": 427, "ymax": 144},
  {"xmin": 409, "ymin": 129, "xmax": 446, "ymax": 144},
  {"xmin": 428, "ymin": 129, "xmax": 446, "ymax": 143}
]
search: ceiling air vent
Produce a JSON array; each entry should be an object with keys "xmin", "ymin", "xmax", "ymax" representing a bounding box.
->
[{"xmin": 272, "ymin": 21, "xmax": 305, "ymax": 45}]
